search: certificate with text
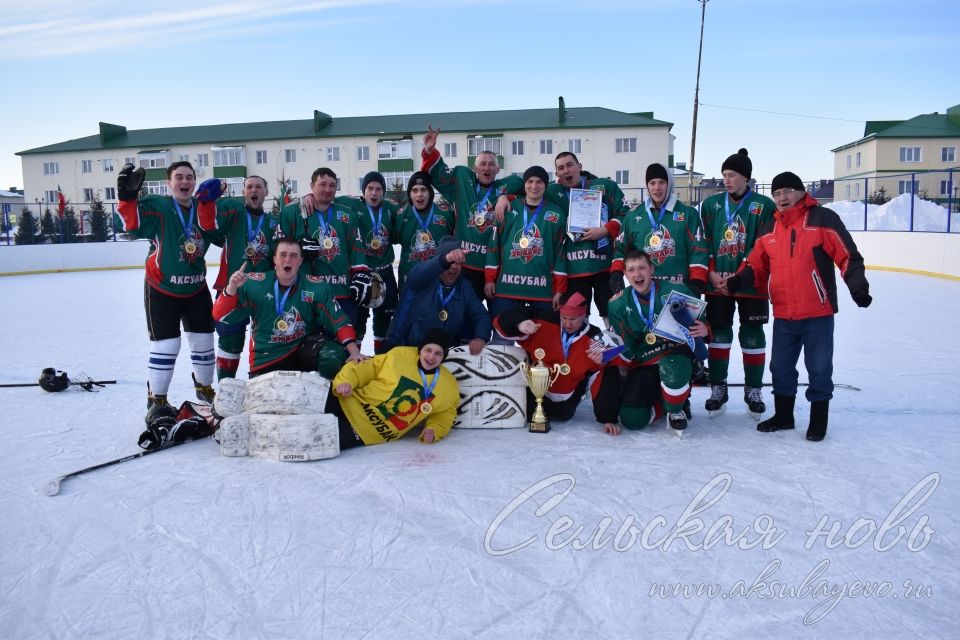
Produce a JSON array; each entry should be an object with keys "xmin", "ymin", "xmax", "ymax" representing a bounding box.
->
[{"xmin": 567, "ymin": 188, "xmax": 602, "ymax": 236}]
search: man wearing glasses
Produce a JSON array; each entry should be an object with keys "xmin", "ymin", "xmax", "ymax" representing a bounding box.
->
[
  {"xmin": 699, "ymin": 149, "xmax": 776, "ymax": 419},
  {"xmin": 726, "ymin": 172, "xmax": 871, "ymax": 442}
]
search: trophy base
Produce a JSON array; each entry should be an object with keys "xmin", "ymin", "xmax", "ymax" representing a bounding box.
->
[{"xmin": 528, "ymin": 420, "xmax": 551, "ymax": 433}]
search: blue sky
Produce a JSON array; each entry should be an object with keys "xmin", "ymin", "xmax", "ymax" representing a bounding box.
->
[{"xmin": 1, "ymin": 0, "xmax": 957, "ymax": 190}]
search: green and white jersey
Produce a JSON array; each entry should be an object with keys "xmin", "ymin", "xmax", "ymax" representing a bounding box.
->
[
  {"xmin": 699, "ymin": 190, "xmax": 775, "ymax": 298},
  {"xmin": 199, "ymin": 196, "xmax": 280, "ymax": 292},
  {"xmin": 335, "ymin": 195, "xmax": 399, "ymax": 271},
  {"xmin": 545, "ymin": 176, "xmax": 628, "ymax": 277},
  {"xmin": 608, "ymin": 280, "xmax": 695, "ymax": 367},
  {"xmin": 391, "ymin": 201, "xmax": 456, "ymax": 283}
]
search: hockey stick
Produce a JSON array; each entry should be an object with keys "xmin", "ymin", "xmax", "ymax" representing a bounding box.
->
[
  {"xmin": 44, "ymin": 434, "xmax": 210, "ymax": 497},
  {"xmin": 0, "ymin": 380, "xmax": 116, "ymax": 389},
  {"xmin": 694, "ymin": 381, "xmax": 861, "ymax": 392}
]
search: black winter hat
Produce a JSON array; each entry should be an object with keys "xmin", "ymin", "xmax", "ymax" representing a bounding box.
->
[
  {"xmin": 361, "ymin": 171, "xmax": 386, "ymax": 192},
  {"xmin": 406, "ymin": 171, "xmax": 435, "ymax": 207},
  {"xmin": 645, "ymin": 163, "xmax": 669, "ymax": 184},
  {"xmin": 419, "ymin": 328, "xmax": 452, "ymax": 360},
  {"xmin": 522, "ymin": 165, "xmax": 550, "ymax": 185},
  {"xmin": 771, "ymin": 171, "xmax": 805, "ymax": 193},
  {"xmin": 721, "ymin": 148, "xmax": 752, "ymax": 180}
]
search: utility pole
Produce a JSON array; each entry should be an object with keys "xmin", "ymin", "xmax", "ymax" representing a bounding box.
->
[{"xmin": 688, "ymin": 0, "xmax": 709, "ymax": 203}]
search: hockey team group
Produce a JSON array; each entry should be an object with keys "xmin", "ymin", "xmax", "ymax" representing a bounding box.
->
[{"xmin": 113, "ymin": 125, "xmax": 873, "ymax": 456}]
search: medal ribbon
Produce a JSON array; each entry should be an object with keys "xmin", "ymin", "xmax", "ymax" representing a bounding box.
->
[
  {"xmin": 437, "ymin": 283, "xmax": 455, "ymax": 312},
  {"xmin": 246, "ymin": 208, "xmax": 266, "ymax": 246},
  {"xmin": 724, "ymin": 188, "xmax": 752, "ymax": 228},
  {"xmin": 561, "ymin": 330, "xmax": 576, "ymax": 361},
  {"xmin": 475, "ymin": 183, "xmax": 494, "ymax": 213},
  {"xmin": 644, "ymin": 202, "xmax": 668, "ymax": 235},
  {"xmin": 314, "ymin": 206, "xmax": 334, "ymax": 239},
  {"xmin": 173, "ymin": 200, "xmax": 195, "ymax": 241},
  {"xmin": 419, "ymin": 366, "xmax": 440, "ymax": 402},
  {"xmin": 366, "ymin": 203, "xmax": 384, "ymax": 240},
  {"xmin": 630, "ymin": 281, "xmax": 657, "ymax": 333},
  {"xmin": 521, "ymin": 201, "xmax": 545, "ymax": 239},
  {"xmin": 273, "ymin": 277, "xmax": 297, "ymax": 317},
  {"xmin": 413, "ymin": 204, "xmax": 435, "ymax": 232}
]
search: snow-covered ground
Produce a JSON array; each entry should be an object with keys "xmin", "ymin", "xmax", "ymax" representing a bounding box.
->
[
  {"xmin": 1, "ymin": 268, "xmax": 958, "ymax": 639},
  {"xmin": 831, "ymin": 193, "xmax": 958, "ymax": 233}
]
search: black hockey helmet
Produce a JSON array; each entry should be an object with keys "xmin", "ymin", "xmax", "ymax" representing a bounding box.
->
[{"xmin": 39, "ymin": 368, "xmax": 69, "ymax": 392}]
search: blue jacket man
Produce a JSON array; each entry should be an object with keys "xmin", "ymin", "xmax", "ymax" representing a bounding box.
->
[{"xmin": 385, "ymin": 235, "xmax": 491, "ymax": 354}]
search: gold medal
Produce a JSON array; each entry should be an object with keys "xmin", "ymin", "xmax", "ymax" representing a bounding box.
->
[
  {"xmin": 419, "ymin": 401, "xmax": 433, "ymax": 415},
  {"xmin": 277, "ymin": 319, "xmax": 289, "ymax": 332},
  {"xmin": 559, "ymin": 363, "xmax": 571, "ymax": 376},
  {"xmin": 322, "ymin": 237, "xmax": 334, "ymax": 250},
  {"xmin": 370, "ymin": 238, "xmax": 382, "ymax": 250},
  {"xmin": 474, "ymin": 213, "xmax": 486, "ymax": 226},
  {"xmin": 645, "ymin": 332, "xmax": 657, "ymax": 345},
  {"xmin": 438, "ymin": 309, "xmax": 448, "ymax": 321},
  {"xmin": 184, "ymin": 241, "xmax": 197, "ymax": 255},
  {"xmin": 648, "ymin": 235, "xmax": 662, "ymax": 249},
  {"xmin": 419, "ymin": 232, "xmax": 431, "ymax": 244},
  {"xmin": 519, "ymin": 237, "xmax": 530, "ymax": 249},
  {"xmin": 724, "ymin": 228, "xmax": 735, "ymax": 241},
  {"xmin": 245, "ymin": 245, "xmax": 256, "ymax": 258}
]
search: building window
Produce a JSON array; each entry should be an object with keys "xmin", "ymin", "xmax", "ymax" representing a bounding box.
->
[
  {"xmin": 223, "ymin": 177, "xmax": 244, "ymax": 196},
  {"xmin": 378, "ymin": 140, "xmax": 413, "ymax": 159},
  {"xmin": 213, "ymin": 147, "xmax": 244, "ymax": 166},
  {"xmin": 289, "ymin": 179, "xmax": 298, "ymax": 194},
  {"xmin": 539, "ymin": 139, "xmax": 553, "ymax": 155},
  {"xmin": 512, "ymin": 140, "xmax": 524, "ymax": 156},
  {"xmin": 468, "ymin": 137, "xmax": 502, "ymax": 156},
  {"xmin": 255, "ymin": 150, "xmax": 268, "ymax": 164},
  {"xmin": 143, "ymin": 181, "xmax": 168, "ymax": 195},
  {"xmin": 102, "ymin": 159, "xmax": 114, "ymax": 172},
  {"xmin": 124, "ymin": 157, "xmax": 135, "ymax": 166},
  {"xmin": 336, "ymin": 178, "xmax": 341, "ymax": 191},
  {"xmin": 899, "ymin": 146, "xmax": 921, "ymax": 162},
  {"xmin": 615, "ymin": 170, "xmax": 630, "ymax": 185},
  {"xmin": 284, "ymin": 148, "xmax": 297, "ymax": 163},
  {"xmin": 81, "ymin": 160, "xmax": 92, "ymax": 173},
  {"xmin": 326, "ymin": 147, "xmax": 340, "ymax": 162},
  {"xmin": 43, "ymin": 162, "xmax": 60, "ymax": 175},
  {"xmin": 568, "ymin": 139, "xmax": 581, "ymax": 154},
  {"xmin": 357, "ymin": 146, "xmax": 369, "ymax": 161},
  {"xmin": 855, "ymin": 152, "xmax": 861, "ymax": 167},
  {"xmin": 615, "ymin": 138, "xmax": 637, "ymax": 153},
  {"xmin": 382, "ymin": 171, "xmax": 414, "ymax": 191},
  {"xmin": 443, "ymin": 142, "xmax": 457, "ymax": 158},
  {"xmin": 178, "ymin": 153, "xmax": 190, "ymax": 162},
  {"xmin": 83, "ymin": 188, "xmax": 94, "ymax": 202},
  {"xmin": 196, "ymin": 153, "xmax": 209, "ymax": 168},
  {"xmin": 138, "ymin": 152, "xmax": 169, "ymax": 169},
  {"xmin": 845, "ymin": 184, "xmax": 851, "ymax": 199},
  {"xmin": 898, "ymin": 179, "xmax": 918, "ymax": 194},
  {"xmin": 104, "ymin": 187, "xmax": 116, "ymax": 200},
  {"xmin": 846, "ymin": 154, "xmax": 851, "ymax": 169},
  {"xmin": 44, "ymin": 190, "xmax": 57, "ymax": 203},
  {"xmin": 943, "ymin": 147, "xmax": 956, "ymax": 163},
  {"xmin": 854, "ymin": 183, "xmax": 860, "ymax": 198}
]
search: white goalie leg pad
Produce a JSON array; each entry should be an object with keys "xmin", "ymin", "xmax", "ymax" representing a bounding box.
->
[
  {"xmin": 214, "ymin": 377, "xmax": 247, "ymax": 417},
  {"xmin": 240, "ymin": 370, "xmax": 330, "ymax": 415},
  {"xmin": 218, "ymin": 413, "xmax": 340, "ymax": 460},
  {"xmin": 445, "ymin": 345, "xmax": 528, "ymax": 429}
]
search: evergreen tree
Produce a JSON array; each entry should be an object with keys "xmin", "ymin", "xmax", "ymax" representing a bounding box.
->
[
  {"xmin": 41, "ymin": 208, "xmax": 57, "ymax": 241},
  {"xmin": 389, "ymin": 179, "xmax": 408, "ymax": 208},
  {"xmin": 868, "ymin": 187, "xmax": 891, "ymax": 205},
  {"xmin": 14, "ymin": 207, "xmax": 40, "ymax": 245},
  {"xmin": 62, "ymin": 207, "xmax": 81, "ymax": 243},
  {"xmin": 89, "ymin": 196, "xmax": 109, "ymax": 241}
]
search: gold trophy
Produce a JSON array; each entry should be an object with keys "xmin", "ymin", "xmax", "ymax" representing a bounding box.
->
[{"xmin": 520, "ymin": 348, "xmax": 562, "ymax": 433}]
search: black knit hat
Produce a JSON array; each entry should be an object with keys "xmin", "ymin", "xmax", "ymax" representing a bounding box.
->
[
  {"xmin": 361, "ymin": 171, "xmax": 386, "ymax": 192},
  {"xmin": 522, "ymin": 165, "xmax": 550, "ymax": 185},
  {"xmin": 721, "ymin": 148, "xmax": 752, "ymax": 180},
  {"xmin": 645, "ymin": 163, "xmax": 669, "ymax": 184},
  {"xmin": 406, "ymin": 171, "xmax": 434, "ymax": 208},
  {"xmin": 419, "ymin": 328, "xmax": 452, "ymax": 360},
  {"xmin": 770, "ymin": 171, "xmax": 805, "ymax": 193}
]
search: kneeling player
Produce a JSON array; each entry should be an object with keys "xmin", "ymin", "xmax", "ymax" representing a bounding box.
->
[
  {"xmin": 327, "ymin": 329, "xmax": 459, "ymax": 448},
  {"xmin": 608, "ymin": 249, "xmax": 710, "ymax": 433}
]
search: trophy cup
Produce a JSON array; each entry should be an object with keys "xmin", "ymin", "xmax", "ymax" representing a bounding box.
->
[{"xmin": 519, "ymin": 348, "xmax": 562, "ymax": 433}]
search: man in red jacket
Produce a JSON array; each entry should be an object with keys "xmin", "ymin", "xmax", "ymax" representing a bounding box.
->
[{"xmin": 727, "ymin": 171, "xmax": 871, "ymax": 441}]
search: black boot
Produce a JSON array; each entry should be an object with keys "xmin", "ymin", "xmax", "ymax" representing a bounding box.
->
[
  {"xmin": 806, "ymin": 399, "xmax": 829, "ymax": 442},
  {"xmin": 757, "ymin": 394, "xmax": 795, "ymax": 432}
]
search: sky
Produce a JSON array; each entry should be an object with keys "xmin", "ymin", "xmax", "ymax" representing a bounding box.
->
[{"xmin": 1, "ymin": 0, "xmax": 957, "ymax": 190}]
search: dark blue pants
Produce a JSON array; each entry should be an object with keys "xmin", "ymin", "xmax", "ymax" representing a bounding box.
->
[{"xmin": 770, "ymin": 315, "xmax": 834, "ymax": 402}]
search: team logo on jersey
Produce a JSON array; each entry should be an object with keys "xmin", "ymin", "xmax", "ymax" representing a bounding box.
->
[
  {"xmin": 247, "ymin": 273, "xmax": 266, "ymax": 281},
  {"xmin": 644, "ymin": 226, "xmax": 676, "ymax": 265},
  {"xmin": 177, "ymin": 229, "xmax": 205, "ymax": 263},
  {"xmin": 748, "ymin": 202, "xmax": 763, "ymax": 215},
  {"xmin": 469, "ymin": 201, "xmax": 495, "ymax": 232},
  {"xmin": 509, "ymin": 227, "xmax": 545, "ymax": 263},
  {"xmin": 365, "ymin": 224, "xmax": 389, "ymax": 258},
  {"xmin": 301, "ymin": 290, "xmax": 314, "ymax": 303},
  {"xmin": 544, "ymin": 212, "xmax": 559, "ymax": 224},
  {"xmin": 374, "ymin": 375, "xmax": 425, "ymax": 435},
  {"xmin": 271, "ymin": 307, "xmax": 306, "ymax": 344},
  {"xmin": 673, "ymin": 211, "xmax": 686, "ymax": 222},
  {"xmin": 338, "ymin": 211, "xmax": 351, "ymax": 224},
  {"xmin": 717, "ymin": 217, "xmax": 746, "ymax": 258},
  {"xmin": 312, "ymin": 228, "xmax": 341, "ymax": 262},
  {"xmin": 247, "ymin": 230, "xmax": 270, "ymax": 266},
  {"xmin": 409, "ymin": 229, "xmax": 437, "ymax": 263}
]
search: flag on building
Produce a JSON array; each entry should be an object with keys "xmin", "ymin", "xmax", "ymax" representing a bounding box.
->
[{"xmin": 56, "ymin": 185, "xmax": 66, "ymax": 218}]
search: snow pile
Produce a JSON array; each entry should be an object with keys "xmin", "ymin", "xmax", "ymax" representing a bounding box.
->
[{"xmin": 830, "ymin": 194, "xmax": 957, "ymax": 233}]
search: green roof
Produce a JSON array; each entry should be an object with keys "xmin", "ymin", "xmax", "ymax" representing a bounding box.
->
[
  {"xmin": 831, "ymin": 105, "xmax": 960, "ymax": 152},
  {"xmin": 17, "ymin": 106, "xmax": 672, "ymax": 156}
]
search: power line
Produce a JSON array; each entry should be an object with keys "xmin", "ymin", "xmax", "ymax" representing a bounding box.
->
[{"xmin": 699, "ymin": 102, "xmax": 862, "ymax": 123}]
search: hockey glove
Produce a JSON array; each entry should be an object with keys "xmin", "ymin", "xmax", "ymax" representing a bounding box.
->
[
  {"xmin": 138, "ymin": 416, "xmax": 215, "ymax": 451},
  {"xmin": 38, "ymin": 367, "xmax": 69, "ymax": 392},
  {"xmin": 725, "ymin": 267, "xmax": 753, "ymax": 295},
  {"xmin": 300, "ymin": 238, "xmax": 321, "ymax": 262},
  {"xmin": 850, "ymin": 285, "xmax": 873, "ymax": 308},
  {"xmin": 117, "ymin": 163, "xmax": 146, "ymax": 201},
  {"xmin": 608, "ymin": 270, "xmax": 625, "ymax": 295},
  {"xmin": 195, "ymin": 178, "xmax": 225, "ymax": 204}
]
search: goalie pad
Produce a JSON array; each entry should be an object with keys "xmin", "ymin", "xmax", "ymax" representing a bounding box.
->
[
  {"xmin": 218, "ymin": 413, "xmax": 340, "ymax": 461},
  {"xmin": 240, "ymin": 370, "xmax": 330, "ymax": 415},
  {"xmin": 214, "ymin": 377, "xmax": 247, "ymax": 417},
  {"xmin": 444, "ymin": 345, "xmax": 527, "ymax": 429}
]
